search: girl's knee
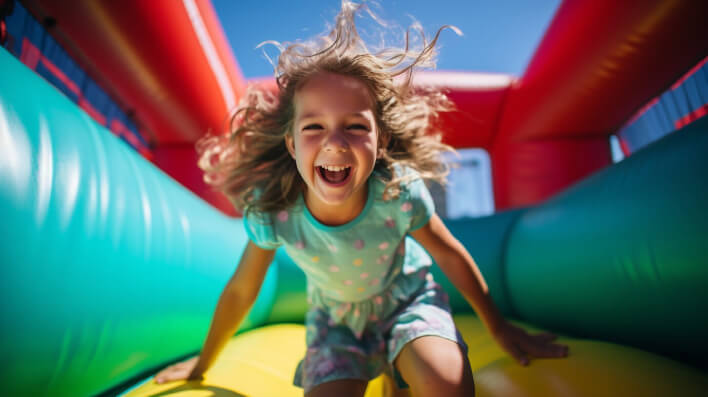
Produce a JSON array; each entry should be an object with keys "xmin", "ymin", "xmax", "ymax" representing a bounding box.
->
[
  {"xmin": 395, "ymin": 336, "xmax": 474, "ymax": 397},
  {"xmin": 416, "ymin": 361, "xmax": 474, "ymax": 397}
]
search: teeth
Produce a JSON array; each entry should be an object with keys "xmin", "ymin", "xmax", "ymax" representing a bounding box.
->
[{"xmin": 320, "ymin": 165, "xmax": 349, "ymax": 172}]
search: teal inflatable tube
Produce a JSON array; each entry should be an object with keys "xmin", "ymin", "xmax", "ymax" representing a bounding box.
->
[
  {"xmin": 506, "ymin": 117, "xmax": 708, "ymax": 363},
  {"xmin": 0, "ymin": 49, "xmax": 277, "ymax": 396},
  {"xmin": 431, "ymin": 209, "xmax": 527, "ymax": 316}
]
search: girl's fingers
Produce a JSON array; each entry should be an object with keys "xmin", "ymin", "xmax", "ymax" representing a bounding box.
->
[
  {"xmin": 156, "ymin": 372, "xmax": 178, "ymax": 384},
  {"xmin": 532, "ymin": 332, "xmax": 558, "ymax": 343},
  {"xmin": 155, "ymin": 368, "xmax": 189, "ymax": 384},
  {"xmin": 550, "ymin": 343, "xmax": 569, "ymax": 357},
  {"xmin": 155, "ymin": 371, "xmax": 171, "ymax": 384},
  {"xmin": 505, "ymin": 342, "xmax": 529, "ymax": 366},
  {"xmin": 154, "ymin": 357, "xmax": 200, "ymax": 384},
  {"xmin": 497, "ymin": 323, "xmax": 569, "ymax": 365},
  {"xmin": 521, "ymin": 338, "xmax": 569, "ymax": 358},
  {"xmin": 518, "ymin": 338, "xmax": 548, "ymax": 358}
]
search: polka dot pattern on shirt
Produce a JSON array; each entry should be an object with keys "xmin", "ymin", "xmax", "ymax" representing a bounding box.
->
[
  {"xmin": 245, "ymin": 168, "xmax": 435, "ymax": 305},
  {"xmin": 385, "ymin": 217, "xmax": 396, "ymax": 228},
  {"xmin": 277, "ymin": 211, "xmax": 289, "ymax": 222}
]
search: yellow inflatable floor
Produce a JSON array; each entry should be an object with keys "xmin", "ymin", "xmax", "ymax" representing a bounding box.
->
[{"xmin": 125, "ymin": 315, "xmax": 708, "ymax": 397}]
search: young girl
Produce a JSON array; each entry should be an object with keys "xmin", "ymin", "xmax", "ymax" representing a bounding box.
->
[{"xmin": 155, "ymin": 2, "xmax": 568, "ymax": 396}]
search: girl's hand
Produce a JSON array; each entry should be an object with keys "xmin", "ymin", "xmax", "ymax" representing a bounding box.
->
[
  {"xmin": 154, "ymin": 356, "xmax": 204, "ymax": 384},
  {"xmin": 491, "ymin": 321, "xmax": 569, "ymax": 366}
]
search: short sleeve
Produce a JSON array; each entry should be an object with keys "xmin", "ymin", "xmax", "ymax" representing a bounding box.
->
[
  {"xmin": 242, "ymin": 207, "xmax": 281, "ymax": 250},
  {"xmin": 405, "ymin": 175, "xmax": 435, "ymax": 231}
]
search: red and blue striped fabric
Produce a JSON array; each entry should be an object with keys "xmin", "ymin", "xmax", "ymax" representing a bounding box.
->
[
  {"xmin": 618, "ymin": 57, "xmax": 707, "ymax": 156},
  {"xmin": 2, "ymin": 1, "xmax": 152, "ymax": 159}
]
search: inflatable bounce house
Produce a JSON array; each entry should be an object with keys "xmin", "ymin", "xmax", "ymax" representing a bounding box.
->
[{"xmin": 1, "ymin": 0, "xmax": 707, "ymax": 395}]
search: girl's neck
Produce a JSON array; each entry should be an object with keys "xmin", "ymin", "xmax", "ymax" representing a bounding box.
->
[{"xmin": 304, "ymin": 184, "xmax": 369, "ymax": 226}]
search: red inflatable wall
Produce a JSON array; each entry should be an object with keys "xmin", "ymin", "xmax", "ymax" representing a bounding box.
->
[{"xmin": 491, "ymin": 0, "xmax": 707, "ymax": 208}]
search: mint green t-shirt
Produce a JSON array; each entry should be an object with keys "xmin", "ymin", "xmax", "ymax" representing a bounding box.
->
[{"xmin": 244, "ymin": 170, "xmax": 435, "ymax": 308}]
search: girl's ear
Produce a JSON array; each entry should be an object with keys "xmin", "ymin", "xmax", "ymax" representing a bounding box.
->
[{"xmin": 285, "ymin": 134, "xmax": 296, "ymax": 159}]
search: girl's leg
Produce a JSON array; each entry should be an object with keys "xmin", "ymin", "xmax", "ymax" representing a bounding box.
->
[
  {"xmin": 394, "ymin": 335, "xmax": 475, "ymax": 397},
  {"xmin": 305, "ymin": 378, "xmax": 368, "ymax": 397}
]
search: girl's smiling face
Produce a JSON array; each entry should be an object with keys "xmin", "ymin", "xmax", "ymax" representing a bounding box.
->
[{"xmin": 286, "ymin": 72, "xmax": 380, "ymax": 224}]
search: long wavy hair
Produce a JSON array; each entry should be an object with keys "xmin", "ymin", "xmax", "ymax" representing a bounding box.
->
[{"xmin": 198, "ymin": 1, "xmax": 458, "ymax": 215}]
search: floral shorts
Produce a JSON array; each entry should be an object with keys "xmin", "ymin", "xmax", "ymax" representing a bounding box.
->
[{"xmin": 293, "ymin": 273, "xmax": 468, "ymax": 392}]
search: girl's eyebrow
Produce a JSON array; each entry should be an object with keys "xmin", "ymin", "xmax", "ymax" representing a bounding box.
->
[{"xmin": 298, "ymin": 112, "xmax": 371, "ymax": 120}]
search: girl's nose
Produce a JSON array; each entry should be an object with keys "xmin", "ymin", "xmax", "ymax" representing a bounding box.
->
[{"xmin": 323, "ymin": 129, "xmax": 348, "ymax": 152}]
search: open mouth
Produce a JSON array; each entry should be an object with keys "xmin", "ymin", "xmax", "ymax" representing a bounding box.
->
[{"xmin": 317, "ymin": 165, "xmax": 351, "ymax": 185}]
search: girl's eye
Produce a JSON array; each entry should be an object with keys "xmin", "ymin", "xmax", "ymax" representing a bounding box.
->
[
  {"xmin": 348, "ymin": 124, "xmax": 369, "ymax": 131},
  {"xmin": 303, "ymin": 124, "xmax": 323, "ymax": 130}
]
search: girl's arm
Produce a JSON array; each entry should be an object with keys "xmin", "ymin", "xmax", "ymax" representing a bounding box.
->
[
  {"xmin": 155, "ymin": 241, "xmax": 276, "ymax": 383},
  {"xmin": 410, "ymin": 213, "xmax": 568, "ymax": 365}
]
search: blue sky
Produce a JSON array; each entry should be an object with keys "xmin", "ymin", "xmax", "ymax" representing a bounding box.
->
[{"xmin": 213, "ymin": 0, "xmax": 561, "ymax": 79}]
